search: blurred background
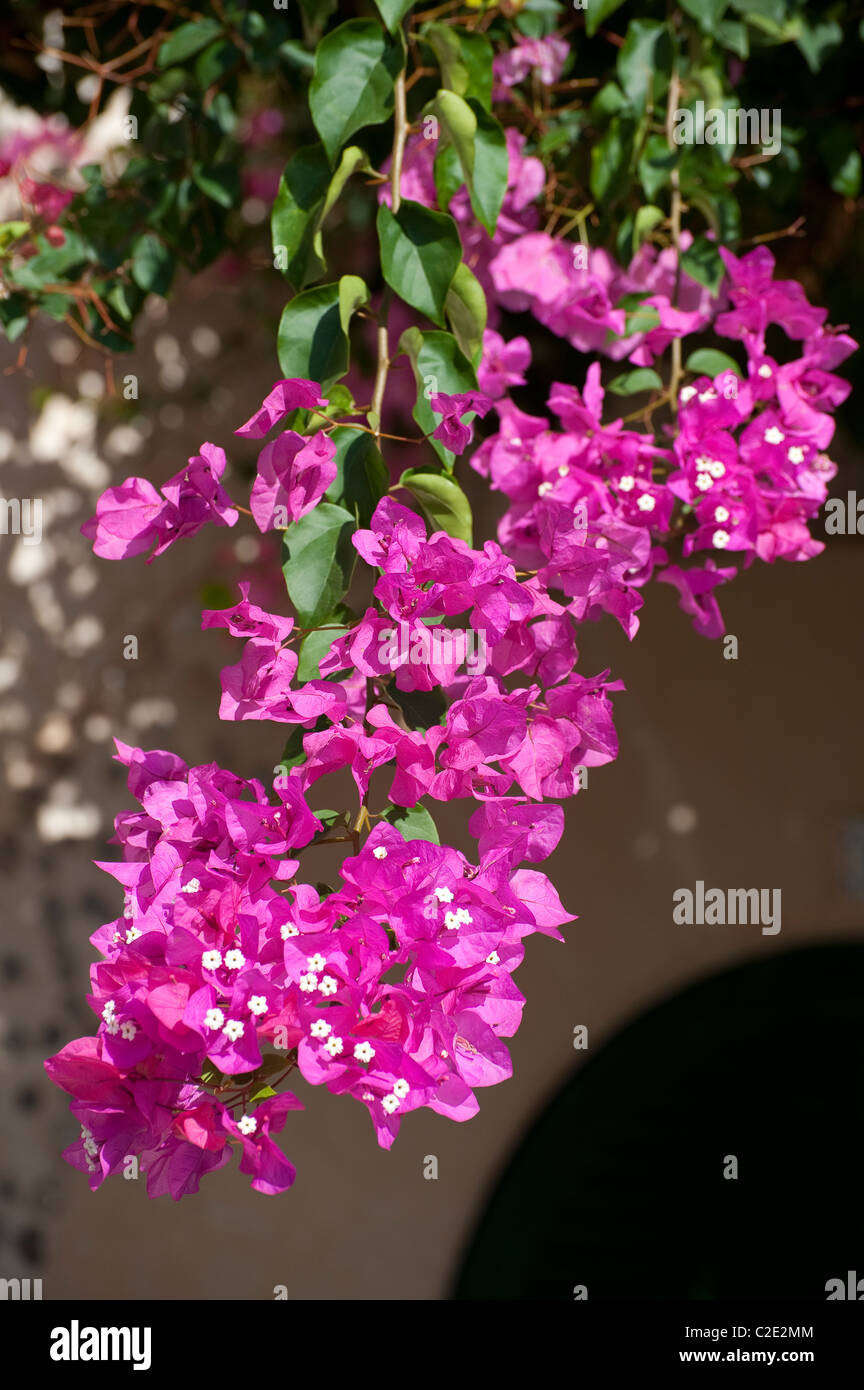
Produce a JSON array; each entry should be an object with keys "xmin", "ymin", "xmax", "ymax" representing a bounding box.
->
[{"xmin": 1, "ymin": 0, "xmax": 863, "ymax": 1300}]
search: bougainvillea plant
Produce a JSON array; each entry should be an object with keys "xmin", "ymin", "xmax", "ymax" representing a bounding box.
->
[{"xmin": 32, "ymin": 0, "xmax": 858, "ymax": 1198}]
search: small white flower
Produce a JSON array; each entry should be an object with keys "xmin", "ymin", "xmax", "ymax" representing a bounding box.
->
[
  {"xmin": 618, "ymin": 475, "xmax": 635, "ymax": 492},
  {"xmin": 707, "ymin": 460, "xmax": 726, "ymax": 479},
  {"xmin": 299, "ymin": 972, "xmax": 318, "ymax": 993},
  {"xmin": 764, "ymin": 425, "xmax": 785, "ymax": 445},
  {"xmin": 307, "ymin": 953, "xmax": 327, "ymax": 973},
  {"xmin": 280, "ymin": 924, "xmax": 299, "ymax": 939},
  {"xmin": 372, "ymin": 846, "xmax": 388, "ymax": 860},
  {"xmin": 248, "ymin": 995, "xmax": 268, "ymax": 1016},
  {"xmin": 382, "ymin": 1094, "xmax": 400, "ymax": 1114},
  {"xmin": 353, "ymin": 1042, "xmax": 375, "ymax": 1063},
  {"xmin": 362, "ymin": 1090, "xmax": 374, "ymax": 1103},
  {"xmin": 105, "ymin": 1017, "xmax": 120, "ymax": 1035},
  {"xmin": 120, "ymin": 1020, "xmax": 137, "ymax": 1041},
  {"xmin": 557, "ymin": 465, "xmax": 570, "ymax": 477},
  {"xmin": 319, "ymin": 975, "xmax": 338, "ymax": 997},
  {"xmin": 434, "ymin": 886, "xmax": 454, "ymax": 903},
  {"xmin": 310, "ymin": 1019, "xmax": 332, "ymax": 1039},
  {"xmin": 636, "ymin": 494, "xmax": 655, "ymax": 512},
  {"xmin": 712, "ymin": 529, "xmax": 731, "ymax": 549},
  {"xmin": 181, "ymin": 877, "xmax": 201, "ymax": 894},
  {"xmin": 486, "ymin": 951, "xmax": 501, "ymax": 965},
  {"xmin": 537, "ymin": 481, "xmax": 553, "ymax": 497},
  {"xmin": 392, "ymin": 1079, "xmax": 410, "ymax": 1099},
  {"xmin": 204, "ymin": 1007, "xmax": 225, "ymax": 1030},
  {"xmin": 238, "ymin": 1116, "xmax": 257, "ymax": 1136},
  {"xmin": 698, "ymin": 388, "xmax": 717, "ymax": 403},
  {"xmin": 224, "ymin": 949, "xmax": 245, "ymax": 970},
  {"xmin": 444, "ymin": 911, "xmax": 460, "ymax": 931},
  {"xmin": 102, "ymin": 1001, "xmax": 116, "ymax": 1022},
  {"xmin": 125, "ymin": 926, "xmax": 142, "ymax": 943},
  {"xmin": 714, "ymin": 506, "xmax": 730, "ymax": 523},
  {"xmin": 696, "ymin": 473, "xmax": 713, "ymax": 492},
  {"xmin": 223, "ymin": 1019, "xmax": 244, "ymax": 1042},
  {"xmin": 455, "ymin": 907, "xmax": 472, "ymax": 925},
  {"xmin": 325, "ymin": 1035, "xmax": 344, "ymax": 1057},
  {"xmin": 680, "ymin": 386, "xmax": 697, "ymax": 404},
  {"xmin": 201, "ymin": 950, "xmax": 222, "ymax": 970},
  {"xmin": 510, "ymin": 436, "xmax": 522, "ymax": 447},
  {"xmin": 757, "ymin": 364, "xmax": 773, "ymax": 379},
  {"xmin": 787, "ymin": 445, "xmax": 806, "ymax": 464}
]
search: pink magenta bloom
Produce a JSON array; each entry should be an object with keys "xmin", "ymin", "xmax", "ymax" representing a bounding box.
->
[
  {"xmin": 235, "ymin": 378, "xmax": 328, "ymax": 438},
  {"xmin": 430, "ymin": 391, "xmax": 494, "ymax": 453}
]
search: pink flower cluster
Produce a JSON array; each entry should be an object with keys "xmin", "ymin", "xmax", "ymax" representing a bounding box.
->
[
  {"xmin": 474, "ymin": 244, "xmax": 855, "ymax": 638},
  {"xmin": 46, "ymin": 740, "xmax": 571, "ymax": 1198}
]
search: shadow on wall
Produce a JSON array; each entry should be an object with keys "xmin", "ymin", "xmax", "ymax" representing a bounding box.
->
[{"xmin": 452, "ymin": 942, "xmax": 864, "ymax": 1301}]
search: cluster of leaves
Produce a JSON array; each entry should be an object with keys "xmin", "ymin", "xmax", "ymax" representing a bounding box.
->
[
  {"xmin": 0, "ymin": 0, "xmax": 329, "ymax": 350},
  {"xmin": 2, "ymin": 0, "xmax": 861, "ymax": 362}
]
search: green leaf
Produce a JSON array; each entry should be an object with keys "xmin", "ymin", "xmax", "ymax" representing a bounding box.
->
[
  {"xmin": 638, "ymin": 133, "xmax": 678, "ymax": 199},
  {"xmin": 270, "ymin": 144, "xmax": 331, "ymax": 288},
  {"xmin": 819, "ymin": 122, "xmax": 861, "ymax": 199},
  {"xmin": 424, "ymin": 24, "xmax": 493, "ymax": 109},
  {"xmin": 453, "ymin": 28, "xmax": 494, "ymax": 111},
  {"xmin": 326, "ymin": 427, "xmax": 389, "ymax": 528},
  {"xmin": 375, "ymin": 0, "xmax": 413, "ymax": 31},
  {"xmin": 398, "ymin": 469, "xmax": 473, "ymax": 544},
  {"xmin": 398, "ymin": 325, "xmax": 478, "ymax": 468},
  {"xmin": 607, "ymin": 368, "xmax": 663, "ymax": 396},
  {"xmin": 382, "ymin": 802, "xmax": 440, "ymax": 844},
  {"xmin": 680, "ymin": 236, "xmax": 725, "ymax": 294},
  {"xmin": 0, "ymin": 221, "xmax": 28, "ymax": 253},
  {"xmin": 714, "ymin": 18, "xmax": 749, "ymax": 57},
  {"xmin": 157, "ymin": 19, "xmax": 224, "ymax": 68},
  {"xmin": 633, "ymin": 204, "xmax": 664, "ymax": 251},
  {"xmin": 680, "ymin": 0, "xmax": 727, "ymax": 32},
  {"xmin": 376, "ymin": 200, "xmax": 461, "ymax": 326},
  {"xmin": 310, "ymin": 19, "xmax": 402, "ymax": 164},
  {"xmin": 320, "ymin": 146, "xmax": 377, "ymax": 227},
  {"xmin": 0, "ymin": 293, "xmax": 29, "ymax": 341},
  {"xmin": 445, "ymin": 262, "xmax": 487, "ymax": 368},
  {"xmin": 617, "ymin": 20, "xmax": 672, "ymax": 116},
  {"xmin": 685, "ymin": 349, "xmax": 742, "ymax": 378},
  {"xmin": 338, "ymin": 274, "xmax": 370, "ymax": 335},
  {"xmin": 433, "ymin": 91, "xmax": 506, "ymax": 235},
  {"xmin": 248, "ymin": 1084, "xmax": 278, "ymax": 1104},
  {"xmin": 130, "ymin": 233, "xmax": 174, "ymax": 295},
  {"xmin": 466, "ymin": 99, "xmax": 508, "ymax": 236},
  {"xmin": 590, "ymin": 116, "xmax": 635, "ymax": 204},
  {"xmin": 272, "ymin": 145, "xmax": 375, "ymax": 289},
  {"xmin": 195, "ymin": 39, "xmax": 240, "ymax": 89},
  {"xmin": 795, "ymin": 18, "xmax": 842, "ymax": 72},
  {"xmin": 586, "ymin": 0, "xmax": 627, "ymax": 38},
  {"xmin": 296, "ymin": 621, "xmax": 352, "ymax": 680},
  {"xmin": 191, "ymin": 162, "xmax": 239, "ymax": 209},
  {"xmin": 282, "ymin": 503, "xmax": 356, "ymax": 626},
  {"xmin": 277, "ymin": 281, "xmax": 363, "ymax": 390},
  {"xmin": 590, "ymin": 82, "xmax": 630, "ymax": 124},
  {"xmin": 433, "ymin": 141, "xmax": 464, "ymax": 212}
]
